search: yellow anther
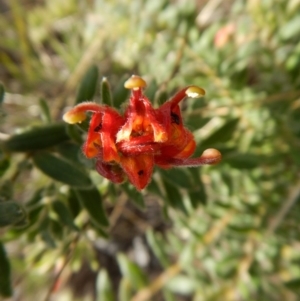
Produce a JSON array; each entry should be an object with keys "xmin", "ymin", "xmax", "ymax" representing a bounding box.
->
[
  {"xmin": 63, "ymin": 111, "xmax": 87, "ymax": 124},
  {"xmin": 185, "ymin": 86, "xmax": 206, "ymax": 98},
  {"xmin": 124, "ymin": 75, "xmax": 147, "ymax": 90},
  {"xmin": 201, "ymin": 148, "xmax": 222, "ymax": 164}
]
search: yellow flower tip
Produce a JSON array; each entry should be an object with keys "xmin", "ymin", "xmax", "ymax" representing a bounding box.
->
[
  {"xmin": 202, "ymin": 148, "xmax": 222, "ymax": 164},
  {"xmin": 124, "ymin": 75, "xmax": 147, "ymax": 90},
  {"xmin": 185, "ymin": 86, "xmax": 206, "ymax": 98},
  {"xmin": 63, "ymin": 111, "xmax": 87, "ymax": 124}
]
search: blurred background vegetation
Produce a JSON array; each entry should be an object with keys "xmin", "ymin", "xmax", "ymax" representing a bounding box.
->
[{"xmin": 1, "ymin": 0, "xmax": 300, "ymax": 300}]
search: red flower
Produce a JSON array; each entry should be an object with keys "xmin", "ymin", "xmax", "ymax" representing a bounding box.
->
[{"xmin": 63, "ymin": 75, "xmax": 221, "ymax": 190}]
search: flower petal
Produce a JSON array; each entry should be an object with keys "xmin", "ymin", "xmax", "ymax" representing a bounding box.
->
[
  {"xmin": 95, "ymin": 160, "xmax": 125, "ymax": 184},
  {"xmin": 120, "ymin": 154, "xmax": 154, "ymax": 190},
  {"xmin": 82, "ymin": 107, "xmax": 123, "ymax": 160},
  {"xmin": 100, "ymin": 108, "xmax": 124, "ymax": 162},
  {"xmin": 83, "ymin": 112, "xmax": 102, "ymax": 158}
]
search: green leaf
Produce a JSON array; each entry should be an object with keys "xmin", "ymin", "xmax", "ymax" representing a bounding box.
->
[
  {"xmin": 146, "ymin": 178, "xmax": 163, "ymax": 197},
  {"xmin": 117, "ymin": 253, "xmax": 148, "ymax": 290},
  {"xmin": 187, "ymin": 168, "xmax": 207, "ymax": 207},
  {"xmin": 145, "ymin": 79, "xmax": 158, "ymax": 101},
  {"xmin": 50, "ymin": 218, "xmax": 64, "ymax": 240},
  {"xmin": 113, "ymin": 75, "xmax": 129, "ymax": 108},
  {"xmin": 52, "ymin": 200, "xmax": 79, "ymax": 231},
  {"xmin": 32, "ymin": 152, "xmax": 92, "ymax": 188},
  {"xmin": 146, "ymin": 229, "xmax": 170, "ymax": 267},
  {"xmin": 101, "ymin": 77, "xmax": 113, "ymax": 106},
  {"xmin": 39, "ymin": 98, "xmax": 52, "ymax": 123},
  {"xmin": 0, "ymin": 156, "xmax": 10, "ymax": 178},
  {"xmin": 0, "ymin": 201, "xmax": 27, "ymax": 227},
  {"xmin": 19, "ymin": 188, "xmax": 45, "ymax": 230},
  {"xmin": 216, "ymin": 254, "xmax": 239, "ymax": 278},
  {"xmin": 226, "ymin": 152, "xmax": 262, "ymax": 169},
  {"xmin": 26, "ymin": 203, "xmax": 44, "ymax": 230},
  {"xmin": 96, "ymin": 269, "xmax": 114, "ymax": 301},
  {"xmin": 119, "ymin": 278, "xmax": 133, "ymax": 301},
  {"xmin": 1, "ymin": 123, "xmax": 69, "ymax": 153},
  {"xmin": 0, "ymin": 83, "xmax": 4, "ymax": 105},
  {"xmin": 280, "ymin": 15, "xmax": 300, "ymax": 40},
  {"xmin": 166, "ymin": 275, "xmax": 196, "ymax": 295},
  {"xmin": 0, "ymin": 180, "xmax": 13, "ymax": 202},
  {"xmin": 160, "ymin": 169, "xmax": 194, "ymax": 189},
  {"xmin": 27, "ymin": 188, "xmax": 44, "ymax": 206},
  {"xmin": 56, "ymin": 141, "xmax": 82, "ymax": 165},
  {"xmin": 107, "ymin": 182, "xmax": 118, "ymax": 203},
  {"xmin": 228, "ymin": 224, "xmax": 257, "ymax": 234},
  {"xmin": 162, "ymin": 288, "xmax": 177, "ymax": 301},
  {"xmin": 74, "ymin": 186, "xmax": 109, "ymax": 228},
  {"xmin": 162, "ymin": 178, "xmax": 187, "ymax": 214},
  {"xmin": 39, "ymin": 217, "xmax": 56, "ymax": 248},
  {"xmin": 67, "ymin": 188, "xmax": 82, "ymax": 218},
  {"xmin": 200, "ymin": 118, "xmax": 240, "ymax": 148},
  {"xmin": 285, "ymin": 278, "xmax": 300, "ymax": 292},
  {"xmin": 75, "ymin": 65, "xmax": 99, "ymax": 104},
  {"xmin": 75, "ymin": 117, "xmax": 90, "ymax": 133},
  {"xmin": 121, "ymin": 182, "xmax": 145, "ymax": 209},
  {"xmin": 154, "ymin": 89, "xmax": 169, "ymax": 106},
  {"xmin": 0, "ymin": 242, "xmax": 12, "ymax": 297},
  {"xmin": 66, "ymin": 124, "xmax": 83, "ymax": 144}
]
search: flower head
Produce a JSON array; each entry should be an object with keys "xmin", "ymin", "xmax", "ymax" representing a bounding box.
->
[{"xmin": 63, "ymin": 75, "xmax": 221, "ymax": 190}]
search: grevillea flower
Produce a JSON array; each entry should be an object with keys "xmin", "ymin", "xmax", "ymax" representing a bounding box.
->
[{"xmin": 63, "ymin": 75, "xmax": 221, "ymax": 190}]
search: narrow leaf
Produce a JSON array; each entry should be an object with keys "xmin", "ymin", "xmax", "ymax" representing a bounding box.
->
[
  {"xmin": 188, "ymin": 168, "xmax": 207, "ymax": 207},
  {"xmin": 39, "ymin": 217, "xmax": 56, "ymax": 248},
  {"xmin": 200, "ymin": 118, "xmax": 240, "ymax": 148},
  {"xmin": 1, "ymin": 123, "xmax": 69, "ymax": 153},
  {"xmin": 39, "ymin": 98, "xmax": 51, "ymax": 123},
  {"xmin": 226, "ymin": 152, "xmax": 262, "ymax": 169},
  {"xmin": 162, "ymin": 179, "xmax": 187, "ymax": 214},
  {"xmin": 119, "ymin": 278, "xmax": 133, "ymax": 301},
  {"xmin": 101, "ymin": 77, "xmax": 113, "ymax": 106},
  {"xmin": 76, "ymin": 65, "xmax": 99, "ymax": 104},
  {"xmin": 52, "ymin": 200, "xmax": 79, "ymax": 231},
  {"xmin": 117, "ymin": 253, "xmax": 148, "ymax": 290},
  {"xmin": 56, "ymin": 142, "xmax": 82, "ymax": 165},
  {"xmin": 67, "ymin": 189, "xmax": 81, "ymax": 218},
  {"xmin": 146, "ymin": 229, "xmax": 170, "ymax": 267},
  {"xmin": 160, "ymin": 169, "xmax": 194, "ymax": 189},
  {"xmin": 66, "ymin": 124, "xmax": 83, "ymax": 144},
  {"xmin": 0, "ymin": 156, "xmax": 10, "ymax": 177},
  {"xmin": 0, "ymin": 243, "xmax": 12, "ymax": 297},
  {"xmin": 113, "ymin": 75, "xmax": 129, "ymax": 108},
  {"xmin": 121, "ymin": 182, "xmax": 145, "ymax": 209},
  {"xmin": 33, "ymin": 152, "xmax": 92, "ymax": 188},
  {"xmin": 74, "ymin": 186, "xmax": 109, "ymax": 227},
  {"xmin": 96, "ymin": 269, "xmax": 114, "ymax": 301},
  {"xmin": 146, "ymin": 178, "xmax": 163, "ymax": 197}
]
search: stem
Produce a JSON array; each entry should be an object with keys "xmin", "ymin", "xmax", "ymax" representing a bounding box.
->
[{"xmin": 267, "ymin": 179, "xmax": 300, "ymax": 234}]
